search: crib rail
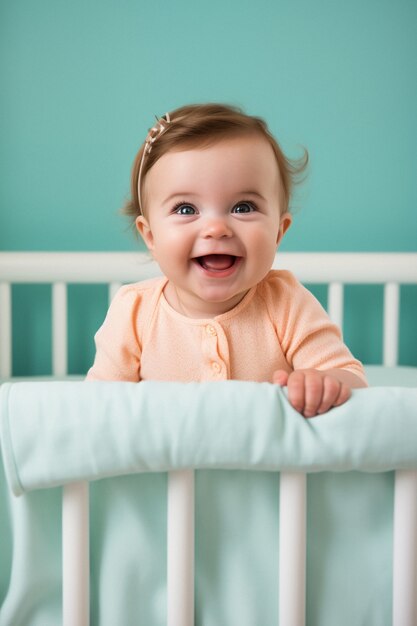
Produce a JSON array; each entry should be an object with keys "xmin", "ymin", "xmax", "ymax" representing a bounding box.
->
[
  {"xmin": 279, "ymin": 472, "xmax": 307, "ymax": 625},
  {"xmin": 62, "ymin": 468, "xmax": 417, "ymax": 626},
  {"xmin": 393, "ymin": 470, "xmax": 417, "ymax": 625},
  {"xmin": 167, "ymin": 470, "xmax": 195, "ymax": 626},
  {"xmin": 1, "ymin": 251, "xmax": 417, "ymax": 625},
  {"xmin": 1, "ymin": 251, "xmax": 416, "ymax": 283},
  {"xmin": 1, "ymin": 252, "xmax": 417, "ymax": 380},
  {"xmin": 62, "ymin": 482, "xmax": 89, "ymax": 626}
]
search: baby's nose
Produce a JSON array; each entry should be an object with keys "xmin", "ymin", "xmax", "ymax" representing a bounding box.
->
[{"xmin": 202, "ymin": 217, "xmax": 233, "ymax": 239}]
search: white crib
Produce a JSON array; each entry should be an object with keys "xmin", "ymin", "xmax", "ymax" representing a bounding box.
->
[{"xmin": 0, "ymin": 251, "xmax": 417, "ymax": 626}]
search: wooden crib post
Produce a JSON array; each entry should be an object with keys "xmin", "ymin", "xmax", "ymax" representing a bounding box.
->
[
  {"xmin": 52, "ymin": 282, "xmax": 68, "ymax": 378},
  {"xmin": 393, "ymin": 469, "xmax": 417, "ymax": 626},
  {"xmin": 279, "ymin": 472, "xmax": 307, "ymax": 626},
  {"xmin": 167, "ymin": 469, "xmax": 195, "ymax": 626},
  {"xmin": 62, "ymin": 481, "xmax": 90, "ymax": 626},
  {"xmin": 0, "ymin": 282, "xmax": 12, "ymax": 379}
]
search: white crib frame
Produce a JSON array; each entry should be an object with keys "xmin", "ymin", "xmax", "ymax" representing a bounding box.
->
[{"xmin": 1, "ymin": 251, "xmax": 417, "ymax": 626}]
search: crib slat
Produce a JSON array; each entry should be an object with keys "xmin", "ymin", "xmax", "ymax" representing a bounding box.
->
[
  {"xmin": 393, "ymin": 470, "xmax": 417, "ymax": 626},
  {"xmin": 0, "ymin": 282, "xmax": 12, "ymax": 379},
  {"xmin": 383, "ymin": 282, "xmax": 399, "ymax": 366},
  {"xmin": 167, "ymin": 469, "xmax": 195, "ymax": 626},
  {"xmin": 52, "ymin": 282, "xmax": 68, "ymax": 377},
  {"xmin": 279, "ymin": 472, "xmax": 307, "ymax": 626},
  {"xmin": 327, "ymin": 281, "xmax": 344, "ymax": 328},
  {"xmin": 62, "ymin": 482, "xmax": 90, "ymax": 626}
]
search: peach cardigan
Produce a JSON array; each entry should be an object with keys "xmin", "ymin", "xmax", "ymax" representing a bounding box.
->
[{"xmin": 86, "ymin": 270, "xmax": 365, "ymax": 384}]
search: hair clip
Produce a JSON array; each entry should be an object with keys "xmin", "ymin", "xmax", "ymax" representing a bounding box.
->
[
  {"xmin": 144, "ymin": 113, "xmax": 171, "ymax": 155},
  {"xmin": 137, "ymin": 112, "xmax": 171, "ymax": 215}
]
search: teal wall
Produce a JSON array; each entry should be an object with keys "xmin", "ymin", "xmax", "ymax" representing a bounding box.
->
[{"xmin": 1, "ymin": 1, "xmax": 416, "ymax": 374}]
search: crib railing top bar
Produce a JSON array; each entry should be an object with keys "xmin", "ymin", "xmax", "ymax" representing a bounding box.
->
[
  {"xmin": 0, "ymin": 252, "xmax": 160, "ymax": 283},
  {"xmin": 0, "ymin": 251, "xmax": 416, "ymax": 284},
  {"xmin": 273, "ymin": 252, "xmax": 417, "ymax": 283}
]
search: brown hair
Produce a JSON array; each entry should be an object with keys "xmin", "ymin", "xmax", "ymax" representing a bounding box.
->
[{"xmin": 123, "ymin": 103, "xmax": 308, "ymax": 222}]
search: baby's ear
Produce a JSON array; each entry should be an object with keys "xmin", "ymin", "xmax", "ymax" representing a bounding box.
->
[
  {"xmin": 136, "ymin": 216, "xmax": 154, "ymax": 251},
  {"xmin": 276, "ymin": 212, "xmax": 292, "ymax": 247}
]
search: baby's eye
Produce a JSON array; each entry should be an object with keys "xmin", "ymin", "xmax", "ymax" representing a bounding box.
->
[
  {"xmin": 174, "ymin": 204, "xmax": 197, "ymax": 215},
  {"xmin": 232, "ymin": 202, "xmax": 255, "ymax": 214}
]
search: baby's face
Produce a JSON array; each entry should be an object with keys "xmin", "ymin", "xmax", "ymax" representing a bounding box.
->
[{"xmin": 137, "ymin": 134, "xmax": 291, "ymax": 318}]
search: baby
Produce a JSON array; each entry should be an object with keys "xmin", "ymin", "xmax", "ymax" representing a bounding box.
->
[{"xmin": 87, "ymin": 103, "xmax": 367, "ymax": 416}]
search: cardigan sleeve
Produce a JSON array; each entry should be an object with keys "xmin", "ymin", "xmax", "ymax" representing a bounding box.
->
[
  {"xmin": 265, "ymin": 271, "xmax": 367, "ymax": 382},
  {"xmin": 86, "ymin": 285, "xmax": 142, "ymax": 382}
]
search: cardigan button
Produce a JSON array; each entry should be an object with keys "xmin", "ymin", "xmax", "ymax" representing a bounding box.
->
[{"xmin": 211, "ymin": 362, "xmax": 221, "ymax": 373}]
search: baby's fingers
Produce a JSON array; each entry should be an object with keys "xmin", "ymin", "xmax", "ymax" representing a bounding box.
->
[
  {"xmin": 318, "ymin": 377, "xmax": 351, "ymax": 414},
  {"xmin": 302, "ymin": 371, "xmax": 325, "ymax": 418},
  {"xmin": 287, "ymin": 370, "xmax": 324, "ymax": 417},
  {"xmin": 286, "ymin": 370, "xmax": 306, "ymax": 414},
  {"xmin": 272, "ymin": 369, "xmax": 289, "ymax": 386},
  {"xmin": 333, "ymin": 382, "xmax": 351, "ymax": 407}
]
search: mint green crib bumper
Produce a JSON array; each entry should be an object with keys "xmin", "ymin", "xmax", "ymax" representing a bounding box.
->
[{"xmin": 1, "ymin": 380, "xmax": 417, "ymax": 625}]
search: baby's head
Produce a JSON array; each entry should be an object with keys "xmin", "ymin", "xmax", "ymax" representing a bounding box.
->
[
  {"xmin": 124, "ymin": 103, "xmax": 307, "ymax": 222},
  {"xmin": 124, "ymin": 103, "xmax": 308, "ymax": 317}
]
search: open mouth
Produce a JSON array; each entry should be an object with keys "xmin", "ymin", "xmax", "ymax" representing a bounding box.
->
[{"xmin": 195, "ymin": 254, "xmax": 239, "ymax": 272}]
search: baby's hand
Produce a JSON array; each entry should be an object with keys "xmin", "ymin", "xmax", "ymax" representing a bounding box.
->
[{"xmin": 272, "ymin": 369, "xmax": 351, "ymax": 418}]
